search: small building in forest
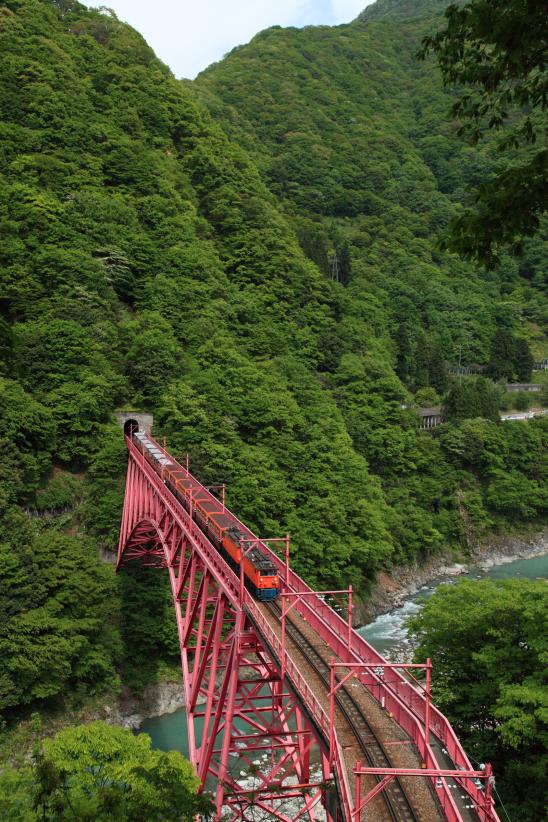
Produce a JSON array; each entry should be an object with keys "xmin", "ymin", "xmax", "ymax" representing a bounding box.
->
[
  {"xmin": 505, "ymin": 383, "xmax": 541, "ymax": 393},
  {"xmin": 417, "ymin": 406, "xmax": 443, "ymax": 429}
]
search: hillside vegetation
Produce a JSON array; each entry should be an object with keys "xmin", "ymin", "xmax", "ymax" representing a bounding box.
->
[
  {"xmin": 410, "ymin": 578, "xmax": 547, "ymax": 822},
  {"xmin": 0, "ymin": 0, "xmax": 546, "ymax": 727},
  {"xmin": 195, "ymin": 0, "xmax": 548, "ymax": 549}
]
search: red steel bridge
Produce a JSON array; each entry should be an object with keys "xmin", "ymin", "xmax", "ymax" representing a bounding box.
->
[{"xmin": 117, "ymin": 425, "xmax": 500, "ymax": 822}]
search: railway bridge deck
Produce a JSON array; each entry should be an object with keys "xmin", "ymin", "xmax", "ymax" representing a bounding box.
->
[
  {"xmin": 117, "ymin": 430, "xmax": 498, "ymax": 822},
  {"xmin": 255, "ymin": 599, "xmax": 443, "ymax": 822}
]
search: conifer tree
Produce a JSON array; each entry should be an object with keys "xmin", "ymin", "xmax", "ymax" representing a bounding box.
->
[
  {"xmin": 337, "ymin": 242, "xmax": 352, "ymax": 285},
  {"xmin": 413, "ymin": 332, "xmax": 431, "ymax": 389},
  {"xmin": 395, "ymin": 323, "xmax": 413, "ymax": 383},
  {"xmin": 488, "ymin": 329, "xmax": 515, "ymax": 381},
  {"xmin": 513, "ymin": 338, "xmax": 534, "ymax": 382},
  {"xmin": 428, "ymin": 345, "xmax": 447, "ymax": 394}
]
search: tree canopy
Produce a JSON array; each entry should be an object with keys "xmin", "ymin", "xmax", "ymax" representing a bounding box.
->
[
  {"xmin": 419, "ymin": 0, "xmax": 548, "ymax": 265},
  {"xmin": 0, "ymin": 722, "xmax": 211, "ymax": 820},
  {"xmin": 408, "ymin": 578, "xmax": 548, "ymax": 822},
  {"xmin": 0, "ymin": 0, "xmax": 546, "ymax": 726}
]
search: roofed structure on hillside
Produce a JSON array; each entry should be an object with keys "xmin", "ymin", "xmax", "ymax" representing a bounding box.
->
[
  {"xmin": 417, "ymin": 406, "xmax": 443, "ymax": 429},
  {"xmin": 505, "ymin": 383, "xmax": 541, "ymax": 392},
  {"xmin": 446, "ymin": 363, "xmax": 488, "ymax": 376}
]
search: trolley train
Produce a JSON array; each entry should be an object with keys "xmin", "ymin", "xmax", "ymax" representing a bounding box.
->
[{"xmin": 131, "ymin": 430, "xmax": 280, "ymax": 601}]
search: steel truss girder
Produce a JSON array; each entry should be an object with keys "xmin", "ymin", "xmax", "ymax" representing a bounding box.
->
[{"xmin": 117, "ymin": 447, "xmax": 334, "ymax": 821}]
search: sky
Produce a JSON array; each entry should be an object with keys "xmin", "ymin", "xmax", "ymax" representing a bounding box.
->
[{"xmin": 85, "ymin": 1, "xmax": 373, "ymax": 79}]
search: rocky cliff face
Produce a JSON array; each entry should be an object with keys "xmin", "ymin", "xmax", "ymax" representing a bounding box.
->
[
  {"xmin": 103, "ymin": 681, "xmax": 187, "ymax": 730},
  {"xmin": 354, "ymin": 527, "xmax": 548, "ymax": 625}
]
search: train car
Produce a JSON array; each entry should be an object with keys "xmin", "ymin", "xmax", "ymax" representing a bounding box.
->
[
  {"xmin": 220, "ymin": 527, "xmax": 279, "ymax": 600},
  {"xmin": 134, "ymin": 432, "xmax": 174, "ymax": 471},
  {"xmin": 130, "ymin": 431, "xmax": 280, "ymax": 601},
  {"xmin": 222, "ymin": 526, "xmax": 243, "ymax": 565},
  {"xmin": 243, "ymin": 548, "xmax": 280, "ymax": 601}
]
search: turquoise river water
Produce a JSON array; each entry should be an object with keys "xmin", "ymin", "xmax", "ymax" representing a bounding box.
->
[{"xmin": 140, "ymin": 550, "xmax": 548, "ymax": 754}]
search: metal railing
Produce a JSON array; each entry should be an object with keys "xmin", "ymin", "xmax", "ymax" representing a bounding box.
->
[{"xmin": 132, "ymin": 434, "xmax": 499, "ymax": 822}]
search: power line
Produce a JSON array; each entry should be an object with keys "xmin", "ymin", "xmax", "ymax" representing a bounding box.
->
[
  {"xmin": 467, "ymin": 754, "xmax": 513, "ymax": 822},
  {"xmin": 492, "ymin": 785, "xmax": 513, "ymax": 822}
]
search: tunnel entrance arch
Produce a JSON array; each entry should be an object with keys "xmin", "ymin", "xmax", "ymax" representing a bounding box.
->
[
  {"xmin": 116, "ymin": 411, "xmax": 154, "ymax": 436},
  {"xmin": 123, "ymin": 418, "xmax": 139, "ymax": 437}
]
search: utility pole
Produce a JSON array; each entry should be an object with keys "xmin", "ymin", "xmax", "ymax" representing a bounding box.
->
[
  {"xmin": 456, "ymin": 330, "xmax": 472, "ymax": 384},
  {"xmin": 329, "ymin": 250, "xmax": 339, "ymax": 283}
]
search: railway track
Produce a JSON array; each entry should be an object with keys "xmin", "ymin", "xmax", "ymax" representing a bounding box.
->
[{"xmin": 266, "ymin": 601, "xmax": 420, "ymax": 822}]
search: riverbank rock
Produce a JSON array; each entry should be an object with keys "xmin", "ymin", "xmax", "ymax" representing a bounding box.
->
[
  {"xmin": 103, "ymin": 681, "xmax": 186, "ymax": 730},
  {"xmin": 473, "ymin": 530, "xmax": 548, "ymax": 570},
  {"xmin": 355, "ymin": 527, "xmax": 547, "ymax": 626}
]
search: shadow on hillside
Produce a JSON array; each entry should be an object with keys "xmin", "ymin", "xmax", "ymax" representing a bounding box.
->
[{"xmin": 118, "ymin": 562, "xmax": 179, "ymax": 695}]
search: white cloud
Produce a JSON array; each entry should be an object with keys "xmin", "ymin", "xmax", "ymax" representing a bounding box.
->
[{"xmin": 85, "ymin": 1, "xmax": 374, "ymax": 78}]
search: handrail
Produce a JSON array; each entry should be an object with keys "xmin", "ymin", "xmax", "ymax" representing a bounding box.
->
[
  {"xmin": 245, "ymin": 597, "xmax": 354, "ymax": 820},
  {"xmin": 126, "ymin": 438, "xmax": 354, "ymax": 818},
  {"xmin": 125, "ymin": 440, "xmax": 242, "ymax": 605},
  {"xmin": 134, "ymin": 435, "xmax": 498, "ymax": 821}
]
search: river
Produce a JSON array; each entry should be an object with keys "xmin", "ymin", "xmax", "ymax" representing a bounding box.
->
[
  {"xmin": 358, "ymin": 550, "xmax": 548, "ymax": 659},
  {"xmin": 140, "ymin": 550, "xmax": 548, "ymax": 754}
]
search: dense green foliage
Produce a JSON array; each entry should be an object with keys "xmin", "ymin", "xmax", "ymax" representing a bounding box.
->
[
  {"xmin": 488, "ymin": 329, "xmax": 535, "ymax": 381},
  {"xmin": 419, "ymin": 0, "xmax": 548, "ymax": 265},
  {"xmin": 0, "ymin": 520, "xmax": 121, "ymax": 712},
  {"xmin": 0, "ymin": 721, "xmax": 211, "ymax": 819},
  {"xmin": 442, "ymin": 377, "xmax": 500, "ymax": 422},
  {"xmin": 0, "ymin": 0, "xmax": 546, "ymax": 731},
  {"xmin": 196, "ymin": 1, "xmax": 548, "ymax": 547},
  {"xmin": 408, "ymin": 578, "xmax": 548, "ymax": 821}
]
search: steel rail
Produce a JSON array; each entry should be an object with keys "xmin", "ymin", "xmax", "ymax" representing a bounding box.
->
[
  {"xmin": 124, "ymin": 432, "xmax": 494, "ymax": 822},
  {"xmin": 267, "ymin": 601, "xmax": 421, "ymax": 822}
]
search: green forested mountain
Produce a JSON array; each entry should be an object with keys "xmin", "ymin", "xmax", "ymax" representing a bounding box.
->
[
  {"xmin": 0, "ymin": 0, "xmax": 546, "ymax": 727},
  {"xmin": 194, "ymin": 0, "xmax": 548, "ymax": 544}
]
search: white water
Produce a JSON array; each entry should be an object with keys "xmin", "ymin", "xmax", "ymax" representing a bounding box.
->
[{"xmin": 358, "ymin": 550, "xmax": 548, "ymax": 661}]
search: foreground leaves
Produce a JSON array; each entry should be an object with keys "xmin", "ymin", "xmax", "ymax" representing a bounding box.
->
[
  {"xmin": 409, "ymin": 578, "xmax": 548, "ymax": 821},
  {"xmin": 0, "ymin": 722, "xmax": 212, "ymax": 821}
]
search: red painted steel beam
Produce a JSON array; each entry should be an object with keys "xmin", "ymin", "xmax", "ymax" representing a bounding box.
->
[
  {"xmin": 117, "ymin": 437, "xmax": 335, "ymax": 821},
  {"xmin": 354, "ymin": 764, "xmax": 497, "ymax": 821},
  {"xmin": 117, "ymin": 432, "xmax": 500, "ymax": 822}
]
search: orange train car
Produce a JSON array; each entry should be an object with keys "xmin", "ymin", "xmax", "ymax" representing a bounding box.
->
[
  {"xmin": 221, "ymin": 527, "xmax": 280, "ymax": 600},
  {"xmin": 133, "ymin": 433, "xmax": 280, "ymax": 601}
]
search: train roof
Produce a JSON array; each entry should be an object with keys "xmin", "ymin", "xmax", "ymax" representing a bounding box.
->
[
  {"xmin": 174, "ymin": 476, "xmax": 196, "ymax": 490},
  {"xmin": 133, "ymin": 435, "xmax": 172, "ymax": 466},
  {"xmin": 213, "ymin": 514, "xmax": 236, "ymax": 530},
  {"xmin": 196, "ymin": 498, "xmax": 223, "ymax": 513},
  {"xmin": 248, "ymin": 548, "xmax": 278, "ymax": 572},
  {"xmin": 165, "ymin": 468, "xmax": 187, "ymax": 479}
]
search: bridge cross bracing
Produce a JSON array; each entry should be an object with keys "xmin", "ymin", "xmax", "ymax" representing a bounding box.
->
[{"xmin": 117, "ymin": 433, "xmax": 500, "ymax": 822}]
